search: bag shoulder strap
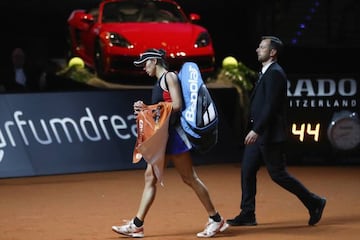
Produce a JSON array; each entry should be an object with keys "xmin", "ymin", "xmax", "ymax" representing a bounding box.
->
[{"xmin": 163, "ymin": 71, "xmax": 178, "ymax": 91}]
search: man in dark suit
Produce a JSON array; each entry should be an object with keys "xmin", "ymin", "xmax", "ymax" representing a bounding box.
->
[
  {"xmin": 2, "ymin": 48, "xmax": 44, "ymax": 93},
  {"xmin": 227, "ymin": 36, "xmax": 326, "ymax": 226}
]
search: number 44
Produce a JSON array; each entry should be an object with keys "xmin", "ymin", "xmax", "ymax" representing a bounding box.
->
[{"xmin": 291, "ymin": 123, "xmax": 320, "ymax": 142}]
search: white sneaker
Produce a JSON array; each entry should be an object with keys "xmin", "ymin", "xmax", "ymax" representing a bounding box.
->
[
  {"xmin": 112, "ymin": 219, "xmax": 144, "ymax": 238},
  {"xmin": 197, "ymin": 217, "xmax": 229, "ymax": 238}
]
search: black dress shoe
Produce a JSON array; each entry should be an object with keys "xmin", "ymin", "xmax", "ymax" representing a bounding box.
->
[
  {"xmin": 308, "ymin": 197, "xmax": 326, "ymax": 225},
  {"xmin": 226, "ymin": 212, "xmax": 257, "ymax": 226}
]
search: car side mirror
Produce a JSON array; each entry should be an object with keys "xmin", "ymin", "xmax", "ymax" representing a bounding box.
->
[{"xmin": 81, "ymin": 13, "xmax": 95, "ymax": 25}]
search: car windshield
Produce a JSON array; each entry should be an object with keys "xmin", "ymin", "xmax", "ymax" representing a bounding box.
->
[{"xmin": 102, "ymin": 0, "xmax": 187, "ymax": 23}]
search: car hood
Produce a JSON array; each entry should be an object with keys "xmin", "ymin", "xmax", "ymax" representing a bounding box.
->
[{"xmin": 101, "ymin": 22, "xmax": 209, "ymax": 52}]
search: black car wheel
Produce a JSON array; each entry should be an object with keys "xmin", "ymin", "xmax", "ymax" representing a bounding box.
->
[{"xmin": 94, "ymin": 41, "xmax": 106, "ymax": 78}]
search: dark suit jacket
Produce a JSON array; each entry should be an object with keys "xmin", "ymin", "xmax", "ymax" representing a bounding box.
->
[
  {"xmin": 249, "ymin": 62, "xmax": 288, "ymax": 144},
  {"xmin": 1, "ymin": 65, "xmax": 43, "ymax": 93}
]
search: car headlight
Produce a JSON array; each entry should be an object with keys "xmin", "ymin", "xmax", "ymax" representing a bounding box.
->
[
  {"xmin": 194, "ymin": 32, "xmax": 211, "ymax": 48},
  {"xmin": 107, "ymin": 32, "xmax": 133, "ymax": 48}
]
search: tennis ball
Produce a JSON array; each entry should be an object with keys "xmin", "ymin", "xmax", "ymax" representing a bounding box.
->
[
  {"xmin": 222, "ymin": 56, "xmax": 238, "ymax": 68},
  {"xmin": 68, "ymin": 57, "xmax": 85, "ymax": 68}
]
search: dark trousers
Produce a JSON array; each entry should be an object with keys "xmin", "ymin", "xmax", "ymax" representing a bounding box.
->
[{"xmin": 240, "ymin": 142, "xmax": 317, "ymax": 213}]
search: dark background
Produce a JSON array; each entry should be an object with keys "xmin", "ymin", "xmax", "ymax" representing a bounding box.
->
[{"xmin": 1, "ymin": 0, "xmax": 360, "ymax": 75}]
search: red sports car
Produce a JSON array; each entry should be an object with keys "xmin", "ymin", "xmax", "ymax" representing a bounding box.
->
[{"xmin": 67, "ymin": 0, "xmax": 215, "ymax": 80}]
